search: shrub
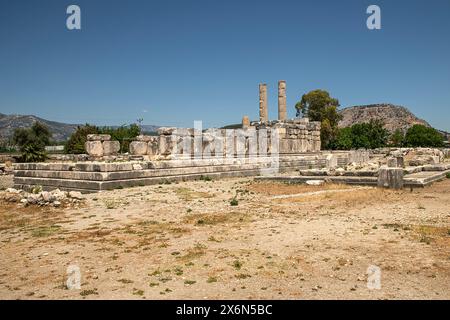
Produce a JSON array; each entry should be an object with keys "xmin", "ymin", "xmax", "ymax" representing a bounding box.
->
[
  {"xmin": 13, "ymin": 122, "xmax": 51, "ymax": 162},
  {"xmin": 65, "ymin": 123, "xmax": 141, "ymax": 154},
  {"xmin": 64, "ymin": 124, "xmax": 99, "ymax": 154},
  {"xmin": 230, "ymin": 198, "xmax": 238, "ymax": 206},
  {"xmin": 390, "ymin": 129, "xmax": 405, "ymax": 147},
  {"xmin": 20, "ymin": 145, "xmax": 47, "ymax": 162},
  {"xmin": 404, "ymin": 124, "xmax": 444, "ymax": 147},
  {"xmin": 333, "ymin": 120, "xmax": 389, "ymax": 150},
  {"xmin": 100, "ymin": 124, "xmax": 140, "ymax": 153}
]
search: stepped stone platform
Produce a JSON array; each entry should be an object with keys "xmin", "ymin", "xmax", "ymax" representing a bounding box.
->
[
  {"xmin": 255, "ymin": 169, "xmax": 450, "ymax": 188},
  {"xmin": 14, "ymin": 153, "xmax": 357, "ymax": 193}
]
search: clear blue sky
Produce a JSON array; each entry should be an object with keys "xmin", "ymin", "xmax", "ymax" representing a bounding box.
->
[{"xmin": 1, "ymin": 0, "xmax": 449, "ymax": 130}]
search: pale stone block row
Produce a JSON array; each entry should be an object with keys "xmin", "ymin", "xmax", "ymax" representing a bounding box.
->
[{"xmin": 85, "ymin": 134, "xmax": 120, "ymax": 157}]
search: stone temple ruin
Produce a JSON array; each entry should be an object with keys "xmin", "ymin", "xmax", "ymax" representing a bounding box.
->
[{"xmin": 13, "ymin": 81, "xmax": 450, "ymax": 192}]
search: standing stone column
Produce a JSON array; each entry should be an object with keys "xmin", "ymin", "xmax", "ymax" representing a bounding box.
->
[
  {"xmin": 259, "ymin": 84, "xmax": 268, "ymax": 122},
  {"xmin": 278, "ymin": 80, "xmax": 287, "ymax": 121}
]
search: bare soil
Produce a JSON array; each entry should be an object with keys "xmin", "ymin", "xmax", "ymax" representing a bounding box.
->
[{"xmin": 0, "ymin": 177, "xmax": 449, "ymax": 299}]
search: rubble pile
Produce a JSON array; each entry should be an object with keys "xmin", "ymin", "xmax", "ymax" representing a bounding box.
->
[{"xmin": 1, "ymin": 187, "xmax": 84, "ymax": 207}]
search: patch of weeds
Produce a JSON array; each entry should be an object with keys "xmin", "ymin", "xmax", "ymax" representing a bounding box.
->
[
  {"xmin": 230, "ymin": 198, "xmax": 239, "ymax": 206},
  {"xmin": 174, "ymin": 267, "xmax": 183, "ymax": 276},
  {"xmin": 417, "ymin": 204, "xmax": 426, "ymax": 210},
  {"xmin": 185, "ymin": 262, "xmax": 195, "ymax": 267},
  {"xmin": 176, "ymin": 187, "xmax": 214, "ymax": 201},
  {"xmin": 199, "ymin": 175, "xmax": 212, "ymax": 182},
  {"xmin": 184, "ymin": 280, "xmax": 196, "ymax": 285},
  {"xmin": 207, "ymin": 276, "xmax": 217, "ymax": 283},
  {"xmin": 32, "ymin": 185, "xmax": 43, "ymax": 194},
  {"xmin": 208, "ymin": 236, "xmax": 220, "ymax": 242},
  {"xmin": 419, "ymin": 235, "xmax": 432, "ymax": 245},
  {"xmin": 80, "ymin": 289, "xmax": 98, "ymax": 297},
  {"xmin": 104, "ymin": 200, "xmax": 118, "ymax": 209},
  {"xmin": 186, "ymin": 208, "xmax": 192, "ymax": 213},
  {"xmin": 382, "ymin": 223, "xmax": 403, "ymax": 229},
  {"xmin": 235, "ymin": 273, "xmax": 251, "ymax": 279},
  {"xmin": 178, "ymin": 243, "xmax": 207, "ymax": 261},
  {"xmin": 31, "ymin": 225, "xmax": 62, "ymax": 238},
  {"xmin": 232, "ymin": 260, "xmax": 243, "ymax": 270},
  {"xmin": 149, "ymin": 282, "xmax": 159, "ymax": 287},
  {"xmin": 117, "ymin": 278, "xmax": 133, "ymax": 284},
  {"xmin": 148, "ymin": 269, "xmax": 161, "ymax": 276},
  {"xmin": 165, "ymin": 288, "xmax": 172, "ymax": 293},
  {"xmin": 446, "ymin": 172, "xmax": 450, "ymax": 179},
  {"xmin": 133, "ymin": 288, "xmax": 144, "ymax": 296},
  {"xmin": 159, "ymin": 277, "xmax": 172, "ymax": 283},
  {"xmin": 159, "ymin": 179, "xmax": 172, "ymax": 185}
]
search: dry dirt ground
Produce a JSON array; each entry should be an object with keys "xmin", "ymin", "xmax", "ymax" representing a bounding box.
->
[{"xmin": 0, "ymin": 177, "xmax": 449, "ymax": 300}]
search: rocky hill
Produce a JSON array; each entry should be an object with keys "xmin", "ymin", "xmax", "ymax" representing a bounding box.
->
[
  {"xmin": 0, "ymin": 113, "xmax": 160, "ymax": 142},
  {"xmin": 0, "ymin": 113, "xmax": 80, "ymax": 142},
  {"xmin": 338, "ymin": 104, "xmax": 431, "ymax": 133}
]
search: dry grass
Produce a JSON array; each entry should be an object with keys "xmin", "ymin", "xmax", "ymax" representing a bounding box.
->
[
  {"xmin": 248, "ymin": 182, "xmax": 353, "ymax": 196},
  {"xmin": 184, "ymin": 211, "xmax": 250, "ymax": 225},
  {"xmin": 175, "ymin": 187, "xmax": 214, "ymax": 201}
]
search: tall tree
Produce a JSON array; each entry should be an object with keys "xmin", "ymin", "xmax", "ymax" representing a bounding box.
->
[{"xmin": 294, "ymin": 90, "xmax": 342, "ymax": 149}]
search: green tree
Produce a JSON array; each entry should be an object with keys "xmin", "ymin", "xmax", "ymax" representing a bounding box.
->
[
  {"xmin": 333, "ymin": 120, "xmax": 389, "ymax": 150},
  {"xmin": 12, "ymin": 122, "xmax": 51, "ymax": 162},
  {"xmin": 294, "ymin": 90, "xmax": 342, "ymax": 149},
  {"xmin": 390, "ymin": 129, "xmax": 405, "ymax": 147},
  {"xmin": 65, "ymin": 124, "xmax": 99, "ymax": 154},
  {"xmin": 65, "ymin": 123, "xmax": 142, "ymax": 154},
  {"xmin": 100, "ymin": 124, "xmax": 140, "ymax": 153},
  {"xmin": 404, "ymin": 125, "xmax": 444, "ymax": 147}
]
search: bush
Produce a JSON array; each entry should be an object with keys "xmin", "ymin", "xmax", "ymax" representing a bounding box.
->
[
  {"xmin": 333, "ymin": 120, "xmax": 389, "ymax": 150},
  {"xmin": 390, "ymin": 129, "xmax": 405, "ymax": 147},
  {"xmin": 13, "ymin": 122, "xmax": 51, "ymax": 162},
  {"xmin": 230, "ymin": 198, "xmax": 239, "ymax": 206},
  {"xmin": 65, "ymin": 124, "xmax": 99, "ymax": 154},
  {"xmin": 404, "ymin": 125, "xmax": 444, "ymax": 147},
  {"xmin": 100, "ymin": 124, "xmax": 140, "ymax": 153},
  {"xmin": 19, "ymin": 145, "xmax": 47, "ymax": 162},
  {"xmin": 65, "ymin": 123, "xmax": 141, "ymax": 154}
]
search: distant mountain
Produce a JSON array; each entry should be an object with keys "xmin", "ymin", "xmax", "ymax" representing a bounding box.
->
[
  {"xmin": 339, "ymin": 104, "xmax": 432, "ymax": 132},
  {"xmin": 0, "ymin": 113, "xmax": 160, "ymax": 142}
]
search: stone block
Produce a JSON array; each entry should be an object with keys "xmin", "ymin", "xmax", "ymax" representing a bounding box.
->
[
  {"xmin": 387, "ymin": 157, "xmax": 398, "ymax": 168},
  {"xmin": 396, "ymin": 156, "xmax": 405, "ymax": 168},
  {"xmin": 159, "ymin": 135, "xmax": 176, "ymax": 155},
  {"xmin": 157, "ymin": 127, "xmax": 177, "ymax": 135},
  {"xmin": 147, "ymin": 139, "xmax": 159, "ymax": 156},
  {"xmin": 377, "ymin": 167, "xmax": 404, "ymax": 189},
  {"xmin": 129, "ymin": 141, "xmax": 148, "ymax": 155},
  {"xmin": 135, "ymin": 135, "xmax": 154, "ymax": 142},
  {"xmin": 87, "ymin": 134, "xmax": 111, "ymax": 141},
  {"xmin": 85, "ymin": 141, "xmax": 103, "ymax": 157},
  {"xmin": 102, "ymin": 141, "xmax": 120, "ymax": 155}
]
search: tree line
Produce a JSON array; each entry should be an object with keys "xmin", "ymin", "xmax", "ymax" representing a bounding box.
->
[{"xmin": 294, "ymin": 89, "xmax": 445, "ymax": 150}]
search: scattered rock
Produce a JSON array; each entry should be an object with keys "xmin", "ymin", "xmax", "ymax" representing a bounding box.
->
[
  {"xmin": 306, "ymin": 180, "xmax": 324, "ymax": 186},
  {"xmin": 68, "ymin": 191, "xmax": 84, "ymax": 200}
]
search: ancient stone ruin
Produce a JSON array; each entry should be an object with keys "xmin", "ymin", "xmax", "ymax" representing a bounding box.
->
[{"xmin": 11, "ymin": 81, "xmax": 450, "ymax": 192}]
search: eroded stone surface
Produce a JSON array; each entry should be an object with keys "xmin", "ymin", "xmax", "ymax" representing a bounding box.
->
[{"xmin": 85, "ymin": 141, "xmax": 103, "ymax": 157}]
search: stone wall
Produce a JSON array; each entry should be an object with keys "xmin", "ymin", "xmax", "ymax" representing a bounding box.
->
[
  {"xmin": 253, "ymin": 118, "xmax": 321, "ymax": 154},
  {"xmin": 84, "ymin": 134, "xmax": 120, "ymax": 158}
]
